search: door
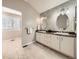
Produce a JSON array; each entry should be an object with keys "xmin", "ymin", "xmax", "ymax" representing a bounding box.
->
[
  {"xmin": 43, "ymin": 34, "xmax": 51, "ymax": 46},
  {"xmin": 61, "ymin": 36, "xmax": 75, "ymax": 57},
  {"xmin": 49, "ymin": 35, "xmax": 59, "ymax": 51}
]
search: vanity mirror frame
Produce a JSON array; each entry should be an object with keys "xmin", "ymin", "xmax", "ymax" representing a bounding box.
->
[
  {"xmin": 56, "ymin": 13, "xmax": 69, "ymax": 30},
  {"xmin": 56, "ymin": 8, "xmax": 71, "ymax": 31}
]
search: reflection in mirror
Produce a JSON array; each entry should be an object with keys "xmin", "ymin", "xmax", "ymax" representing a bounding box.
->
[{"xmin": 56, "ymin": 14, "xmax": 69, "ymax": 30}]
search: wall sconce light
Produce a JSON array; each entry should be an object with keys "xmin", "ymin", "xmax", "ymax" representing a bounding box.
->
[
  {"xmin": 41, "ymin": 17, "xmax": 47, "ymax": 21},
  {"xmin": 40, "ymin": 16, "xmax": 47, "ymax": 24},
  {"xmin": 66, "ymin": 8, "xmax": 69, "ymax": 14},
  {"xmin": 60, "ymin": 8, "xmax": 65, "ymax": 15},
  {"xmin": 60, "ymin": 8, "xmax": 69, "ymax": 15}
]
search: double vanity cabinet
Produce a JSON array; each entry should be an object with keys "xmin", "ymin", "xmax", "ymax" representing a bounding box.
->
[{"xmin": 36, "ymin": 32, "xmax": 76, "ymax": 58}]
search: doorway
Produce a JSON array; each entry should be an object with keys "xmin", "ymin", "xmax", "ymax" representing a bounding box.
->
[{"xmin": 2, "ymin": 7, "xmax": 23, "ymax": 59}]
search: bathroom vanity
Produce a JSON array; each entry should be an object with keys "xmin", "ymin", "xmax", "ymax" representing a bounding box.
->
[
  {"xmin": 36, "ymin": 31, "xmax": 76, "ymax": 58},
  {"xmin": 36, "ymin": 0, "xmax": 76, "ymax": 58}
]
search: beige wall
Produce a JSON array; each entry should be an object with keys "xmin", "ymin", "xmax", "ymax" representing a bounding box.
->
[{"xmin": 3, "ymin": 0, "xmax": 40, "ymax": 45}]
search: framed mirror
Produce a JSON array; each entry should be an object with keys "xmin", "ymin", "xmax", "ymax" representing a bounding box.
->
[{"xmin": 56, "ymin": 14, "xmax": 69, "ymax": 30}]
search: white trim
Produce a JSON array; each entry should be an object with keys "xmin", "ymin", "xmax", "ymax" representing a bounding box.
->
[
  {"xmin": 3, "ymin": 7, "xmax": 22, "ymax": 16},
  {"xmin": 22, "ymin": 41, "xmax": 35, "ymax": 46}
]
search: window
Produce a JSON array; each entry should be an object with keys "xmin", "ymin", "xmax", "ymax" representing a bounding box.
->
[{"xmin": 2, "ymin": 13, "xmax": 21, "ymax": 30}]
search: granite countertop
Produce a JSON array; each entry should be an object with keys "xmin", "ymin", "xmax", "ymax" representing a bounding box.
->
[{"xmin": 36, "ymin": 30, "xmax": 76, "ymax": 37}]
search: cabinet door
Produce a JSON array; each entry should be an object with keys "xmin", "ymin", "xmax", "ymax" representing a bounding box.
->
[
  {"xmin": 36, "ymin": 33, "xmax": 42, "ymax": 42},
  {"xmin": 61, "ymin": 36, "xmax": 75, "ymax": 57},
  {"xmin": 49, "ymin": 35, "xmax": 59, "ymax": 51},
  {"xmin": 36, "ymin": 33, "xmax": 45, "ymax": 44},
  {"xmin": 36, "ymin": 33, "xmax": 40, "ymax": 41},
  {"xmin": 43, "ymin": 34, "xmax": 51, "ymax": 46}
]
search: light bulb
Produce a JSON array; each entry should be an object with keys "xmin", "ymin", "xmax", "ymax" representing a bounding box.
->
[
  {"xmin": 61, "ymin": 11, "xmax": 64, "ymax": 15},
  {"xmin": 66, "ymin": 10, "xmax": 69, "ymax": 14}
]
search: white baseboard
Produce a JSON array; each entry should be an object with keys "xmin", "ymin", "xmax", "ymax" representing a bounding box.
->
[{"xmin": 22, "ymin": 41, "xmax": 35, "ymax": 46}]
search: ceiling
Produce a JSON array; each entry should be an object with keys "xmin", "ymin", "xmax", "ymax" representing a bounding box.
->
[{"xmin": 24, "ymin": 0, "xmax": 69, "ymax": 14}]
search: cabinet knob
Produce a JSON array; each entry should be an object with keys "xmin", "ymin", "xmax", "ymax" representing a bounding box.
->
[
  {"xmin": 61, "ymin": 37, "xmax": 63, "ymax": 41},
  {"xmin": 57, "ymin": 36, "xmax": 59, "ymax": 39}
]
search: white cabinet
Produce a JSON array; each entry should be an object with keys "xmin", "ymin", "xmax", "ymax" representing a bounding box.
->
[
  {"xmin": 42, "ymin": 34, "xmax": 50, "ymax": 46},
  {"xmin": 60, "ymin": 36, "xmax": 75, "ymax": 57},
  {"xmin": 36, "ymin": 33, "xmax": 51, "ymax": 46},
  {"xmin": 36, "ymin": 33, "xmax": 59, "ymax": 50},
  {"xmin": 36, "ymin": 33, "xmax": 45, "ymax": 44},
  {"xmin": 36, "ymin": 32, "xmax": 75, "ymax": 58}
]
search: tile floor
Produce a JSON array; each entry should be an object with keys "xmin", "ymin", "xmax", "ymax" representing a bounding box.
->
[{"xmin": 3, "ymin": 38, "xmax": 72, "ymax": 59}]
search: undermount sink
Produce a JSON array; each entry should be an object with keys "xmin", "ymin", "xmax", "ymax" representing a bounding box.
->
[
  {"xmin": 54, "ymin": 32, "xmax": 69, "ymax": 35},
  {"xmin": 38, "ymin": 31, "xmax": 46, "ymax": 33}
]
